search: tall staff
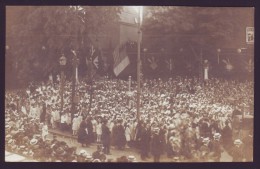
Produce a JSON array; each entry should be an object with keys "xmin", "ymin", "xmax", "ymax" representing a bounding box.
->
[{"xmin": 136, "ymin": 6, "xmax": 143, "ymax": 122}]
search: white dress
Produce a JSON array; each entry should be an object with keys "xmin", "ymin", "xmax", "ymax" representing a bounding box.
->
[
  {"xmin": 96, "ymin": 123, "xmax": 102, "ymax": 135},
  {"xmin": 125, "ymin": 126, "xmax": 131, "ymax": 142},
  {"xmin": 42, "ymin": 125, "xmax": 48, "ymax": 137},
  {"xmin": 72, "ymin": 117, "xmax": 78, "ymax": 131}
]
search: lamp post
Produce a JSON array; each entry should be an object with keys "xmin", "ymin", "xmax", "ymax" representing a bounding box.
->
[
  {"xmin": 136, "ymin": 6, "xmax": 143, "ymax": 122},
  {"xmin": 71, "ymin": 53, "xmax": 79, "ymax": 123},
  {"xmin": 59, "ymin": 54, "xmax": 67, "ymax": 113},
  {"xmin": 217, "ymin": 48, "xmax": 221, "ymax": 64}
]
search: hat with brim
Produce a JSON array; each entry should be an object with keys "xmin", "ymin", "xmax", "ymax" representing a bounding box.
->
[
  {"xmin": 173, "ymin": 156, "xmax": 180, "ymax": 160},
  {"xmin": 6, "ymin": 134, "xmax": 12, "ymax": 139},
  {"xmin": 30, "ymin": 138, "xmax": 38, "ymax": 145},
  {"xmin": 86, "ymin": 155, "xmax": 93, "ymax": 161},
  {"xmin": 92, "ymin": 159, "xmax": 101, "ymax": 162},
  {"xmin": 20, "ymin": 145, "xmax": 26, "ymax": 149},
  {"xmin": 79, "ymin": 149, "xmax": 88, "ymax": 156},
  {"xmin": 213, "ymin": 133, "xmax": 221, "ymax": 138},
  {"xmin": 128, "ymin": 155, "xmax": 136, "ymax": 161},
  {"xmin": 234, "ymin": 139, "xmax": 242, "ymax": 145},
  {"xmin": 202, "ymin": 137, "xmax": 210, "ymax": 142},
  {"xmin": 8, "ymin": 139, "xmax": 15, "ymax": 144}
]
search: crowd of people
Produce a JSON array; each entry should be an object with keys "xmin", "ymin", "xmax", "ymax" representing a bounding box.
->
[{"xmin": 5, "ymin": 76, "xmax": 253, "ymax": 162}]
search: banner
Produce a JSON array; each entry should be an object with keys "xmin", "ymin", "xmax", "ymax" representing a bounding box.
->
[
  {"xmin": 113, "ymin": 42, "xmax": 130, "ymax": 77},
  {"xmin": 246, "ymin": 27, "xmax": 254, "ymax": 44}
]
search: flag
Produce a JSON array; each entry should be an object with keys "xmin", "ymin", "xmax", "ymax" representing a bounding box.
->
[
  {"xmin": 166, "ymin": 58, "xmax": 174, "ymax": 72},
  {"xmin": 147, "ymin": 56, "xmax": 158, "ymax": 70},
  {"xmin": 113, "ymin": 43, "xmax": 130, "ymax": 77},
  {"xmin": 222, "ymin": 58, "xmax": 233, "ymax": 72},
  {"xmin": 244, "ymin": 59, "xmax": 254, "ymax": 73}
]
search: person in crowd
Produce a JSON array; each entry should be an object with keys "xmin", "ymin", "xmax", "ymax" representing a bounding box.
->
[
  {"xmin": 77, "ymin": 120, "xmax": 88, "ymax": 147},
  {"xmin": 101, "ymin": 119, "xmax": 111, "ymax": 155},
  {"xmin": 92, "ymin": 145, "xmax": 106, "ymax": 162},
  {"xmin": 125, "ymin": 123, "xmax": 131, "ymax": 148},
  {"xmin": 60, "ymin": 112, "xmax": 68, "ymax": 131},
  {"xmin": 91, "ymin": 116, "xmax": 97, "ymax": 143},
  {"xmin": 242, "ymin": 130, "xmax": 253, "ymax": 161},
  {"xmin": 114, "ymin": 118, "xmax": 126, "ymax": 150},
  {"xmin": 72, "ymin": 114, "xmax": 79, "ymax": 136},
  {"xmin": 138, "ymin": 122, "xmax": 151, "ymax": 160},
  {"xmin": 150, "ymin": 127, "xmax": 164, "ymax": 162},
  {"xmin": 230, "ymin": 139, "xmax": 244, "ymax": 162},
  {"xmin": 41, "ymin": 122, "xmax": 48, "ymax": 141},
  {"xmin": 86, "ymin": 117, "xmax": 94, "ymax": 145},
  {"xmin": 96, "ymin": 118, "xmax": 102, "ymax": 143},
  {"xmin": 221, "ymin": 121, "xmax": 233, "ymax": 152},
  {"xmin": 210, "ymin": 133, "xmax": 222, "ymax": 162},
  {"xmin": 40, "ymin": 101, "xmax": 46, "ymax": 123},
  {"xmin": 5, "ymin": 77, "xmax": 253, "ymax": 162}
]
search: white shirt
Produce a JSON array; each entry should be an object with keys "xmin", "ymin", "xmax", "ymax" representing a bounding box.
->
[{"xmin": 61, "ymin": 114, "xmax": 67, "ymax": 123}]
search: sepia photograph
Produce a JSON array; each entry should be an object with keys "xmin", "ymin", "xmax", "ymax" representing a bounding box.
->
[{"xmin": 5, "ymin": 6, "xmax": 254, "ymax": 163}]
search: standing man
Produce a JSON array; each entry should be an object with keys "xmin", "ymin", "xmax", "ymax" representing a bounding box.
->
[
  {"xmin": 40, "ymin": 101, "xmax": 47, "ymax": 123},
  {"xmin": 101, "ymin": 119, "xmax": 111, "ymax": 155},
  {"xmin": 150, "ymin": 127, "xmax": 163, "ymax": 162},
  {"xmin": 139, "ymin": 123, "xmax": 151, "ymax": 160},
  {"xmin": 210, "ymin": 133, "xmax": 222, "ymax": 162},
  {"xmin": 230, "ymin": 139, "xmax": 244, "ymax": 162}
]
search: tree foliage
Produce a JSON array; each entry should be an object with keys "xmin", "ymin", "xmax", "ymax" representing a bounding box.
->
[
  {"xmin": 141, "ymin": 7, "xmax": 253, "ymax": 78},
  {"xmin": 143, "ymin": 7, "xmax": 252, "ymax": 52},
  {"xmin": 6, "ymin": 6, "xmax": 122, "ymax": 87}
]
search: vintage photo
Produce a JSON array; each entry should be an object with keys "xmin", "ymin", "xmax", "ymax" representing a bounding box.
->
[{"xmin": 5, "ymin": 6, "xmax": 254, "ymax": 162}]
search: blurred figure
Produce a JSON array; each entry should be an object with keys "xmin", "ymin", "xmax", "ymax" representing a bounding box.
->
[
  {"xmin": 101, "ymin": 119, "xmax": 111, "ymax": 155},
  {"xmin": 150, "ymin": 128, "xmax": 163, "ymax": 162}
]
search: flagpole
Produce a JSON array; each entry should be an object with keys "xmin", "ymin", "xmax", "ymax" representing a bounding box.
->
[{"xmin": 137, "ymin": 6, "xmax": 143, "ymax": 122}]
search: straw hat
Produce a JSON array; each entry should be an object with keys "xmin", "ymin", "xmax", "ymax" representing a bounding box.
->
[
  {"xmin": 202, "ymin": 137, "xmax": 210, "ymax": 143},
  {"xmin": 213, "ymin": 133, "xmax": 221, "ymax": 138},
  {"xmin": 234, "ymin": 139, "xmax": 243, "ymax": 145},
  {"xmin": 127, "ymin": 155, "xmax": 136, "ymax": 162},
  {"xmin": 86, "ymin": 155, "xmax": 93, "ymax": 161},
  {"xmin": 30, "ymin": 138, "xmax": 38, "ymax": 145},
  {"xmin": 79, "ymin": 149, "xmax": 88, "ymax": 156}
]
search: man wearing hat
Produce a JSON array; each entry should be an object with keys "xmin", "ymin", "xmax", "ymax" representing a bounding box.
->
[
  {"xmin": 127, "ymin": 155, "xmax": 137, "ymax": 162},
  {"xmin": 242, "ymin": 130, "xmax": 253, "ymax": 161},
  {"xmin": 199, "ymin": 137, "xmax": 211, "ymax": 161},
  {"xmin": 230, "ymin": 139, "xmax": 244, "ymax": 162},
  {"xmin": 210, "ymin": 133, "xmax": 222, "ymax": 162},
  {"xmin": 114, "ymin": 118, "xmax": 126, "ymax": 150},
  {"xmin": 101, "ymin": 119, "xmax": 111, "ymax": 155},
  {"xmin": 150, "ymin": 127, "xmax": 163, "ymax": 162},
  {"xmin": 77, "ymin": 149, "xmax": 88, "ymax": 162},
  {"xmin": 92, "ymin": 144, "xmax": 106, "ymax": 162}
]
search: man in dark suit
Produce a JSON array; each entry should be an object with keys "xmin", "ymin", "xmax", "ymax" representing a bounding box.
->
[
  {"xmin": 101, "ymin": 119, "xmax": 111, "ymax": 155},
  {"xmin": 150, "ymin": 128, "xmax": 163, "ymax": 162}
]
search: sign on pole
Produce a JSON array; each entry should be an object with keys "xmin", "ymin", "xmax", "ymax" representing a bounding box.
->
[{"xmin": 246, "ymin": 27, "xmax": 254, "ymax": 44}]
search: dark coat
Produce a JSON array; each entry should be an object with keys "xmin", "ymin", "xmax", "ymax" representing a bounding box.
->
[
  {"xmin": 114, "ymin": 124, "xmax": 126, "ymax": 147},
  {"xmin": 230, "ymin": 146, "xmax": 244, "ymax": 162},
  {"xmin": 211, "ymin": 140, "xmax": 222, "ymax": 160},
  {"xmin": 221, "ymin": 125, "xmax": 233, "ymax": 149},
  {"xmin": 140, "ymin": 127, "xmax": 151, "ymax": 151},
  {"xmin": 150, "ymin": 133, "xmax": 163, "ymax": 156},
  {"xmin": 242, "ymin": 136, "xmax": 253, "ymax": 161},
  {"xmin": 86, "ymin": 122, "xmax": 94, "ymax": 143},
  {"xmin": 101, "ymin": 124, "xmax": 111, "ymax": 146},
  {"xmin": 78, "ymin": 122, "xmax": 87, "ymax": 144},
  {"xmin": 40, "ymin": 103, "xmax": 46, "ymax": 123}
]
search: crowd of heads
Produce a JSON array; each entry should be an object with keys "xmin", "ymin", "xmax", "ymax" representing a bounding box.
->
[{"xmin": 5, "ymin": 76, "xmax": 253, "ymax": 162}]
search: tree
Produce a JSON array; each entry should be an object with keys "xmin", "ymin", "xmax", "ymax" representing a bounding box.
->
[
  {"xmin": 6, "ymin": 6, "xmax": 122, "ymax": 87},
  {"xmin": 142, "ymin": 7, "xmax": 253, "ymax": 77}
]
